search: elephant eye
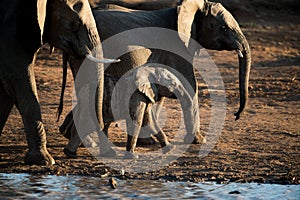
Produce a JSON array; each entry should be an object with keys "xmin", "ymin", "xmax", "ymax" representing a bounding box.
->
[{"xmin": 72, "ymin": 21, "xmax": 81, "ymax": 31}]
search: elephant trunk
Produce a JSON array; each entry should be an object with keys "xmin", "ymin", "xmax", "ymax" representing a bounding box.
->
[{"xmin": 234, "ymin": 34, "xmax": 251, "ymax": 120}]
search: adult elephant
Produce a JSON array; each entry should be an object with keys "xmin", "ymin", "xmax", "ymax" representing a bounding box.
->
[
  {"xmin": 0, "ymin": 0, "xmax": 116, "ymax": 165},
  {"xmin": 60, "ymin": 0, "xmax": 251, "ymax": 156}
]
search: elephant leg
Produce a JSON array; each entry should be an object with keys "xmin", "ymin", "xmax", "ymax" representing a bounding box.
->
[
  {"xmin": 63, "ymin": 104, "xmax": 100, "ymax": 158},
  {"xmin": 59, "ymin": 110, "xmax": 74, "ymax": 139},
  {"xmin": 183, "ymin": 95, "xmax": 206, "ymax": 144},
  {"xmin": 146, "ymin": 105, "xmax": 175, "ymax": 154},
  {"xmin": 124, "ymin": 100, "xmax": 147, "ymax": 159},
  {"xmin": 61, "ymin": 111, "xmax": 102, "ymax": 148},
  {"xmin": 136, "ymin": 98, "xmax": 165, "ymax": 146},
  {"xmin": 152, "ymin": 97, "xmax": 165, "ymax": 119},
  {"xmin": 60, "ymin": 107, "xmax": 81, "ymax": 158},
  {"xmin": 12, "ymin": 74, "xmax": 54, "ymax": 165},
  {"xmin": 164, "ymin": 57, "xmax": 203, "ymax": 144},
  {"xmin": 173, "ymin": 64, "xmax": 203, "ymax": 145},
  {"xmin": 0, "ymin": 81, "xmax": 14, "ymax": 134},
  {"xmin": 64, "ymin": 122, "xmax": 81, "ymax": 158},
  {"xmin": 136, "ymin": 105, "xmax": 155, "ymax": 146},
  {"xmin": 62, "ymin": 105, "xmax": 115, "ymax": 158},
  {"xmin": 82, "ymin": 133, "xmax": 98, "ymax": 148},
  {"xmin": 63, "ymin": 115, "xmax": 95, "ymax": 158}
]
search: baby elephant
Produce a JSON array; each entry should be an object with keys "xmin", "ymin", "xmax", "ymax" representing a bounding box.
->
[{"xmin": 62, "ymin": 65, "xmax": 197, "ymax": 159}]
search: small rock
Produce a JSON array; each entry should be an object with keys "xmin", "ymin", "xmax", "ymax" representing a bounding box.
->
[
  {"xmin": 120, "ymin": 168, "xmax": 125, "ymax": 176},
  {"xmin": 109, "ymin": 177, "xmax": 117, "ymax": 189},
  {"xmin": 229, "ymin": 190, "xmax": 241, "ymax": 194}
]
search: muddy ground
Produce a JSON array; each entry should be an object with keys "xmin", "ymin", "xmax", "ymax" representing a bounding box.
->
[{"xmin": 0, "ymin": 1, "xmax": 299, "ymax": 184}]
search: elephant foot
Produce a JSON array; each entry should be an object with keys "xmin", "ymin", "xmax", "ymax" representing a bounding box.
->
[
  {"xmin": 99, "ymin": 148, "xmax": 117, "ymax": 158},
  {"xmin": 82, "ymin": 135, "xmax": 98, "ymax": 147},
  {"xmin": 137, "ymin": 137, "xmax": 156, "ymax": 146},
  {"xmin": 184, "ymin": 133, "xmax": 206, "ymax": 144},
  {"xmin": 25, "ymin": 149, "xmax": 55, "ymax": 166},
  {"xmin": 162, "ymin": 144, "xmax": 176, "ymax": 154},
  {"xmin": 123, "ymin": 151, "xmax": 139, "ymax": 159},
  {"xmin": 63, "ymin": 148, "xmax": 78, "ymax": 158}
]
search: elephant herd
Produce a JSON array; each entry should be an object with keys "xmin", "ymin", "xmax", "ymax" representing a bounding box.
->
[{"xmin": 0, "ymin": 0, "xmax": 251, "ymax": 165}]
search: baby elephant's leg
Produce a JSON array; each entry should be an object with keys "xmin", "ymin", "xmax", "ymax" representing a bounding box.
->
[
  {"xmin": 124, "ymin": 98, "xmax": 147, "ymax": 159},
  {"xmin": 145, "ymin": 104, "xmax": 175, "ymax": 154},
  {"xmin": 136, "ymin": 99, "xmax": 165, "ymax": 146}
]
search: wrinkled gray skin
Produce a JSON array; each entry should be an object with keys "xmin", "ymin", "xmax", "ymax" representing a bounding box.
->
[
  {"xmin": 91, "ymin": 0, "xmax": 251, "ymax": 120},
  {"xmin": 60, "ymin": 0, "xmax": 251, "ymax": 156},
  {"xmin": 0, "ymin": 0, "xmax": 105, "ymax": 165},
  {"xmin": 63, "ymin": 66, "xmax": 196, "ymax": 159}
]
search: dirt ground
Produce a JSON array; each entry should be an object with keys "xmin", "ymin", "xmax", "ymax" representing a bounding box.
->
[{"xmin": 0, "ymin": 1, "xmax": 299, "ymax": 184}]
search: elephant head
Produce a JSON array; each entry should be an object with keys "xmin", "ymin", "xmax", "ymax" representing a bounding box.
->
[
  {"xmin": 178, "ymin": 0, "xmax": 251, "ymax": 120},
  {"xmin": 44, "ymin": 0, "xmax": 120, "ymax": 130},
  {"xmin": 44, "ymin": 0, "xmax": 101, "ymax": 59}
]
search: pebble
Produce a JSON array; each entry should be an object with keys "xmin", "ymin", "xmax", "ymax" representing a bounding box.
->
[
  {"xmin": 109, "ymin": 177, "xmax": 118, "ymax": 189},
  {"xmin": 229, "ymin": 190, "xmax": 241, "ymax": 194}
]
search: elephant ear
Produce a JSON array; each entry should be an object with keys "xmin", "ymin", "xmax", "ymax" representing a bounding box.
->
[
  {"xmin": 178, "ymin": 0, "xmax": 207, "ymax": 47},
  {"xmin": 209, "ymin": 2, "xmax": 242, "ymax": 33},
  {"xmin": 134, "ymin": 68, "xmax": 157, "ymax": 103},
  {"xmin": 37, "ymin": 0, "xmax": 47, "ymax": 44}
]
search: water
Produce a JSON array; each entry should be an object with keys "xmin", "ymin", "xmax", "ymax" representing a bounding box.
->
[{"xmin": 0, "ymin": 173, "xmax": 299, "ymax": 199}]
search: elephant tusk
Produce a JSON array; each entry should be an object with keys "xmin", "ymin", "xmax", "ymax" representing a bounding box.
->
[
  {"xmin": 49, "ymin": 45, "xmax": 55, "ymax": 55},
  {"xmin": 236, "ymin": 49, "xmax": 243, "ymax": 58},
  {"xmin": 86, "ymin": 54, "xmax": 121, "ymax": 64}
]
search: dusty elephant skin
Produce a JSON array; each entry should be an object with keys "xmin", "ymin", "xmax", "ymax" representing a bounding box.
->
[
  {"xmin": 0, "ymin": 0, "xmax": 104, "ymax": 166},
  {"xmin": 62, "ymin": 66, "xmax": 199, "ymax": 159},
  {"xmin": 59, "ymin": 0, "xmax": 251, "ymax": 156},
  {"xmin": 0, "ymin": 0, "xmax": 299, "ymax": 185}
]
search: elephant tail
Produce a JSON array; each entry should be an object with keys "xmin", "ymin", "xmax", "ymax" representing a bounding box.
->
[{"xmin": 57, "ymin": 53, "xmax": 69, "ymax": 122}]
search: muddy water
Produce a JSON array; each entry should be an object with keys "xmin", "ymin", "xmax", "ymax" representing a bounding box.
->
[{"xmin": 0, "ymin": 173, "xmax": 299, "ymax": 199}]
